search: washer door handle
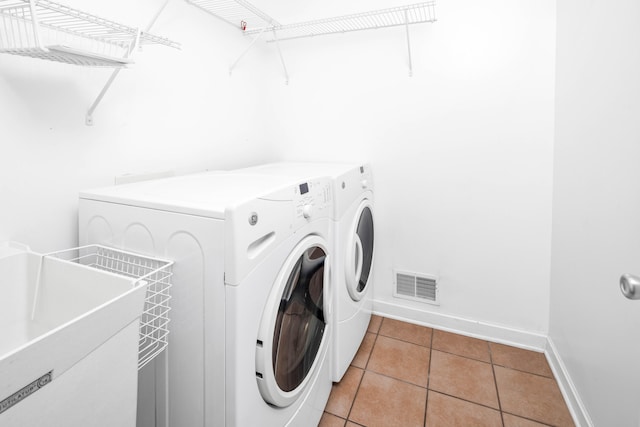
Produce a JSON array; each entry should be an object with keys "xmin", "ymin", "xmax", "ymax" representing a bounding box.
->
[
  {"xmin": 353, "ymin": 235, "xmax": 364, "ymax": 287},
  {"xmin": 620, "ymin": 274, "xmax": 640, "ymax": 300}
]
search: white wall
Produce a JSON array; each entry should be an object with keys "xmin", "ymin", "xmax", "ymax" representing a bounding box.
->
[
  {"xmin": 0, "ymin": 0, "xmax": 276, "ymax": 252},
  {"xmin": 550, "ymin": 0, "xmax": 640, "ymax": 425},
  {"xmin": 1, "ymin": 0, "xmax": 556, "ymax": 345},
  {"xmin": 258, "ymin": 0, "xmax": 556, "ymax": 344}
]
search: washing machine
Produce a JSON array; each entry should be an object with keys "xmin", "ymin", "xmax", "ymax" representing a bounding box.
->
[
  {"xmin": 231, "ymin": 162, "xmax": 375, "ymax": 382},
  {"xmin": 78, "ymin": 171, "xmax": 334, "ymax": 427}
]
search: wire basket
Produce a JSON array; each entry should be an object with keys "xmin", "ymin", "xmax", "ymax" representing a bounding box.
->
[{"xmin": 47, "ymin": 245, "xmax": 173, "ymax": 370}]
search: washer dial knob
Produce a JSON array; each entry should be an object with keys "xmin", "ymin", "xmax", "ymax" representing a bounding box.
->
[{"xmin": 303, "ymin": 204, "xmax": 313, "ymax": 219}]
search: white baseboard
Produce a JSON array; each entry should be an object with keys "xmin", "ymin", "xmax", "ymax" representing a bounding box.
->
[
  {"xmin": 373, "ymin": 299, "xmax": 547, "ymax": 351},
  {"xmin": 545, "ymin": 337, "xmax": 593, "ymax": 427}
]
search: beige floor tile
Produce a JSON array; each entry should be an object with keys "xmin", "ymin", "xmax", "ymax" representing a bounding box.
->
[
  {"xmin": 367, "ymin": 335, "xmax": 430, "ymax": 387},
  {"xmin": 349, "ymin": 371, "xmax": 427, "ymax": 427},
  {"xmin": 378, "ymin": 318, "xmax": 432, "ymax": 347},
  {"xmin": 425, "ymin": 391, "xmax": 502, "ymax": 427},
  {"xmin": 495, "ymin": 366, "xmax": 574, "ymax": 426},
  {"xmin": 351, "ymin": 332, "xmax": 376, "ymax": 369},
  {"xmin": 319, "ymin": 412, "xmax": 347, "ymax": 427},
  {"xmin": 490, "ymin": 343, "xmax": 553, "ymax": 377},
  {"xmin": 346, "ymin": 423, "xmax": 363, "ymax": 427},
  {"xmin": 325, "ymin": 366, "xmax": 364, "ymax": 418},
  {"xmin": 432, "ymin": 329, "xmax": 491, "ymax": 362},
  {"xmin": 367, "ymin": 315, "xmax": 383, "ymax": 333},
  {"xmin": 428, "ymin": 350, "xmax": 499, "ymax": 409},
  {"xmin": 503, "ymin": 413, "xmax": 551, "ymax": 427}
]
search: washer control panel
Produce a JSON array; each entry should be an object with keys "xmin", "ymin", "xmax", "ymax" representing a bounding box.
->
[{"xmin": 294, "ymin": 178, "xmax": 332, "ymax": 223}]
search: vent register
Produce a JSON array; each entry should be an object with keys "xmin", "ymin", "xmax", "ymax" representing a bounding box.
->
[{"xmin": 395, "ymin": 271, "xmax": 438, "ymax": 304}]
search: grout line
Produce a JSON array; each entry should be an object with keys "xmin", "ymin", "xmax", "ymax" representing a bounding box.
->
[
  {"xmin": 426, "ymin": 389, "xmax": 502, "ymax": 413},
  {"xmin": 430, "ymin": 347, "xmax": 493, "ymax": 365},
  {"xmin": 424, "ymin": 330, "xmax": 434, "ymax": 425},
  {"xmin": 377, "ymin": 330, "xmax": 433, "ymax": 349},
  {"xmin": 365, "ymin": 368, "xmax": 427, "ymax": 389},
  {"xmin": 492, "ymin": 363, "xmax": 556, "ymax": 380},
  {"xmin": 345, "ymin": 332, "xmax": 378, "ymax": 422},
  {"xmin": 501, "ymin": 410, "xmax": 554, "ymax": 426},
  {"xmin": 323, "ymin": 412, "xmax": 348, "ymax": 426},
  {"xmin": 363, "ymin": 328, "xmax": 379, "ymax": 371},
  {"xmin": 488, "ymin": 342, "xmax": 505, "ymax": 427}
]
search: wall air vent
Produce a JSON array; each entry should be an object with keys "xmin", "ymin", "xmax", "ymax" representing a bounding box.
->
[{"xmin": 394, "ymin": 270, "xmax": 439, "ymax": 305}]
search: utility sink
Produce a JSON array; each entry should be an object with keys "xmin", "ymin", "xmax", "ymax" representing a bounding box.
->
[{"xmin": 0, "ymin": 242, "xmax": 147, "ymax": 426}]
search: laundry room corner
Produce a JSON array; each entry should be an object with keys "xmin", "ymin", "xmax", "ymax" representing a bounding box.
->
[
  {"xmin": 10, "ymin": 0, "xmax": 640, "ymax": 424},
  {"xmin": 259, "ymin": 0, "xmax": 556, "ymax": 348}
]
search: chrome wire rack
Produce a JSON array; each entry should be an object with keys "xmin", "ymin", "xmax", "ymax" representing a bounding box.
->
[
  {"xmin": 186, "ymin": 0, "xmax": 279, "ymax": 32},
  {"xmin": 245, "ymin": 2, "xmax": 437, "ymax": 42},
  {"xmin": 47, "ymin": 245, "xmax": 174, "ymax": 370},
  {"xmin": 0, "ymin": 0, "xmax": 179, "ymax": 67}
]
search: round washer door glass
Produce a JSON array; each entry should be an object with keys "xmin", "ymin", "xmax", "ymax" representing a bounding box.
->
[
  {"xmin": 346, "ymin": 200, "xmax": 374, "ymax": 301},
  {"xmin": 273, "ymin": 246, "xmax": 326, "ymax": 391},
  {"xmin": 256, "ymin": 236, "xmax": 330, "ymax": 407}
]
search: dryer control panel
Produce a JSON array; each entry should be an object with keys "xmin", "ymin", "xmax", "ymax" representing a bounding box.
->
[{"xmin": 294, "ymin": 178, "xmax": 333, "ymax": 223}]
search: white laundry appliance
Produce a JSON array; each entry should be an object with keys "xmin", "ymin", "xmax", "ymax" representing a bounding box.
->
[
  {"xmin": 78, "ymin": 171, "xmax": 334, "ymax": 427},
  {"xmin": 231, "ymin": 162, "xmax": 375, "ymax": 382}
]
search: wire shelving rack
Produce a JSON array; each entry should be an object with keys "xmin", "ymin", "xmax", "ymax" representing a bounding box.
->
[
  {"xmin": 245, "ymin": 2, "xmax": 437, "ymax": 42},
  {"xmin": 187, "ymin": 0, "xmax": 437, "ymax": 81},
  {"xmin": 0, "ymin": 0, "xmax": 179, "ymax": 67},
  {"xmin": 185, "ymin": 0, "xmax": 279, "ymax": 32}
]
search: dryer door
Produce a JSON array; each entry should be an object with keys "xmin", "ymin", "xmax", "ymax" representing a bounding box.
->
[
  {"xmin": 345, "ymin": 199, "xmax": 374, "ymax": 301},
  {"xmin": 255, "ymin": 235, "xmax": 330, "ymax": 408}
]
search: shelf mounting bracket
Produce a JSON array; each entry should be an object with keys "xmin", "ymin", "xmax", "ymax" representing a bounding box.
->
[
  {"xmin": 404, "ymin": 9, "xmax": 413, "ymax": 77},
  {"xmin": 85, "ymin": 0, "xmax": 171, "ymax": 126},
  {"xmin": 272, "ymin": 29, "xmax": 289, "ymax": 85},
  {"xmin": 229, "ymin": 26, "xmax": 267, "ymax": 76}
]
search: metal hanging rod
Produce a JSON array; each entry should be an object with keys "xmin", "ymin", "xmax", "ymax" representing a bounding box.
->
[
  {"xmin": 185, "ymin": 0, "xmax": 279, "ymax": 31},
  {"xmin": 245, "ymin": 2, "xmax": 437, "ymax": 42}
]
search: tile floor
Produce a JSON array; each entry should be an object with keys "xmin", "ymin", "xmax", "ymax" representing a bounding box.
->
[{"xmin": 320, "ymin": 315, "xmax": 574, "ymax": 427}]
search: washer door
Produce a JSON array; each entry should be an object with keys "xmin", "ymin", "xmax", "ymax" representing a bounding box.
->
[
  {"xmin": 345, "ymin": 199, "xmax": 374, "ymax": 301},
  {"xmin": 255, "ymin": 235, "xmax": 330, "ymax": 408}
]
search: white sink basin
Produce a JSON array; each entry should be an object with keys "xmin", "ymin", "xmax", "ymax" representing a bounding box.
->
[{"xmin": 0, "ymin": 242, "xmax": 147, "ymax": 425}]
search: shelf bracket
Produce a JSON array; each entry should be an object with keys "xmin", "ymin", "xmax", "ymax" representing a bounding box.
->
[
  {"xmin": 272, "ymin": 29, "xmax": 289, "ymax": 85},
  {"xmin": 404, "ymin": 9, "xmax": 413, "ymax": 77},
  {"xmin": 229, "ymin": 26, "xmax": 267, "ymax": 76},
  {"xmin": 85, "ymin": 0, "xmax": 171, "ymax": 126}
]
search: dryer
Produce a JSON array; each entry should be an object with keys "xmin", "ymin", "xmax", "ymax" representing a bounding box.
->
[
  {"xmin": 78, "ymin": 171, "xmax": 334, "ymax": 427},
  {"xmin": 231, "ymin": 162, "xmax": 375, "ymax": 382}
]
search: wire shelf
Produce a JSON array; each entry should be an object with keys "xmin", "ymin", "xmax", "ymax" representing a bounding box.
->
[
  {"xmin": 47, "ymin": 245, "xmax": 174, "ymax": 370},
  {"xmin": 186, "ymin": 0, "xmax": 279, "ymax": 32},
  {"xmin": 0, "ymin": 0, "xmax": 180, "ymax": 67},
  {"xmin": 245, "ymin": 2, "xmax": 437, "ymax": 42}
]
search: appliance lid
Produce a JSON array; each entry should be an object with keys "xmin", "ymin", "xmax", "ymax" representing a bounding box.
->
[
  {"xmin": 233, "ymin": 162, "xmax": 363, "ymax": 180},
  {"xmin": 79, "ymin": 171, "xmax": 298, "ymax": 219}
]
